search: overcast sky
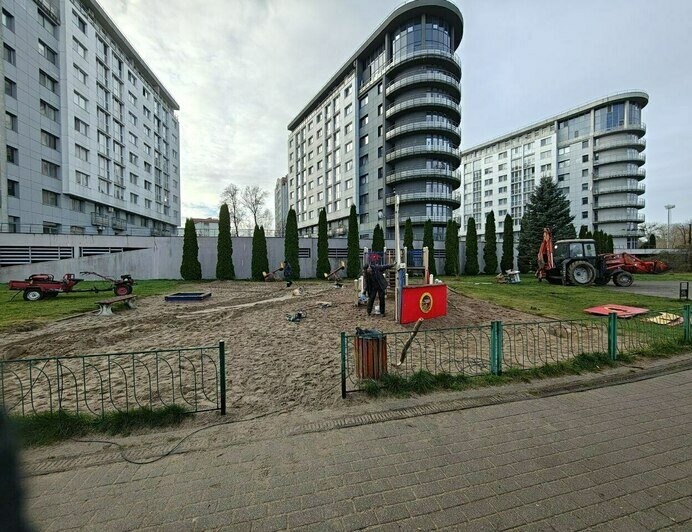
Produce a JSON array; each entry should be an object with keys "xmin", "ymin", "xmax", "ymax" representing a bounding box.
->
[{"xmin": 104, "ymin": 0, "xmax": 692, "ymax": 225}]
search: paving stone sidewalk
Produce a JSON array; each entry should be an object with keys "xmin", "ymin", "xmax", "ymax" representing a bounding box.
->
[{"xmin": 23, "ymin": 369, "xmax": 692, "ymax": 531}]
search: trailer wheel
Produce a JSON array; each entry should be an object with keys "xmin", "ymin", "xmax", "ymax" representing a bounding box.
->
[
  {"xmin": 23, "ymin": 288, "xmax": 44, "ymax": 301},
  {"xmin": 566, "ymin": 261, "xmax": 596, "ymax": 286},
  {"xmin": 114, "ymin": 284, "xmax": 132, "ymax": 296},
  {"xmin": 613, "ymin": 272, "xmax": 634, "ymax": 287}
]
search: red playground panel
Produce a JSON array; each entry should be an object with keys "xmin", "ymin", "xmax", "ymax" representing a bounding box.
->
[
  {"xmin": 584, "ymin": 304, "xmax": 649, "ymax": 318},
  {"xmin": 400, "ymin": 284, "xmax": 448, "ymax": 324}
]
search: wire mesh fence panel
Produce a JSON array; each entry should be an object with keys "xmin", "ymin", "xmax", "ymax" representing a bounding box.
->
[
  {"xmin": 0, "ymin": 345, "xmax": 224, "ymax": 416},
  {"xmin": 616, "ymin": 308, "xmax": 687, "ymax": 355}
]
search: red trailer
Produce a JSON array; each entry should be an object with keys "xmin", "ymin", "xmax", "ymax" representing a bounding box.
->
[{"xmin": 8, "ymin": 272, "xmax": 134, "ymax": 301}]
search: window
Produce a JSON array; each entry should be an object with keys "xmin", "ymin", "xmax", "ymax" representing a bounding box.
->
[
  {"xmin": 582, "ymin": 140, "xmax": 589, "ymax": 149},
  {"xmin": 345, "ymin": 178, "xmax": 353, "ymax": 189},
  {"xmin": 582, "ymin": 169, "xmax": 589, "ymax": 177},
  {"xmin": 74, "ymin": 170, "xmax": 89, "ymax": 187},
  {"xmin": 345, "ymin": 160, "xmax": 353, "ymax": 171},
  {"xmin": 7, "ymin": 145, "xmax": 18, "ymax": 164},
  {"xmin": 8, "ymin": 180, "xmax": 18, "ymax": 197},
  {"xmin": 128, "ymin": 71, "xmax": 137, "ymax": 85},
  {"xmin": 360, "ymin": 154, "xmax": 369, "ymax": 167},
  {"xmin": 582, "ymin": 183, "xmax": 589, "ymax": 191},
  {"xmin": 41, "ymin": 160, "xmax": 59, "ymax": 178},
  {"xmin": 5, "ymin": 111, "xmax": 17, "ymax": 131},
  {"xmin": 74, "ymin": 117, "xmax": 88, "ymax": 135},
  {"xmin": 73, "ymin": 38, "xmax": 87, "ymax": 59},
  {"xmin": 582, "ymin": 197, "xmax": 588, "ymax": 205},
  {"xmin": 582, "ymin": 211, "xmax": 588, "ymax": 219},
  {"xmin": 142, "ymin": 86, "xmax": 150, "ymax": 99},
  {"xmin": 129, "ymin": 112, "xmax": 137, "ymax": 126},
  {"xmin": 39, "ymin": 71, "xmax": 58, "ymax": 93},
  {"xmin": 129, "ymin": 152, "xmax": 138, "ymax": 165},
  {"xmin": 145, "ymin": 199, "xmax": 152, "ymax": 209},
  {"xmin": 128, "ymin": 132, "xmax": 138, "ymax": 146},
  {"xmin": 74, "ymin": 64, "xmax": 87, "ymax": 84},
  {"xmin": 38, "ymin": 40, "xmax": 57, "ymax": 64},
  {"xmin": 540, "ymin": 150, "xmax": 551, "ymax": 160},
  {"xmin": 75, "ymin": 144, "xmax": 89, "ymax": 161},
  {"xmin": 557, "ymin": 173, "xmax": 568, "ymax": 182},
  {"xmin": 73, "ymin": 91, "xmax": 88, "ymax": 110},
  {"xmin": 377, "ymin": 82, "xmax": 383, "ymax": 94},
  {"xmin": 377, "ymin": 146, "xmax": 383, "ymax": 158},
  {"xmin": 2, "ymin": 9, "xmax": 15, "ymax": 32},
  {"xmin": 378, "ymin": 167, "xmax": 383, "ymax": 179},
  {"xmin": 360, "ymin": 174, "xmax": 369, "ymax": 185},
  {"xmin": 360, "ymin": 135, "xmax": 369, "ymax": 147},
  {"xmin": 37, "ymin": 9, "xmax": 57, "ymax": 36},
  {"xmin": 41, "ymin": 130, "xmax": 59, "ymax": 150},
  {"xmin": 42, "ymin": 189, "xmax": 59, "ymax": 206},
  {"xmin": 144, "ymin": 180, "xmax": 152, "ymax": 191},
  {"xmin": 557, "ymin": 160, "xmax": 570, "ymax": 169},
  {"xmin": 40, "ymin": 100, "xmax": 59, "ymax": 121},
  {"xmin": 129, "ymin": 173, "xmax": 139, "ymax": 185},
  {"xmin": 540, "ymin": 137, "xmax": 552, "ymax": 146},
  {"xmin": 360, "ymin": 115, "xmax": 369, "ymax": 127},
  {"xmin": 5, "ymin": 77, "xmax": 16, "ymax": 98},
  {"xmin": 73, "ymin": 11, "xmax": 87, "ymax": 33},
  {"xmin": 582, "ymin": 154, "xmax": 589, "ymax": 163},
  {"xmin": 360, "ymin": 95, "xmax": 368, "ymax": 108},
  {"xmin": 378, "ymin": 125, "xmax": 383, "ymax": 137},
  {"xmin": 344, "ymin": 103, "xmax": 352, "ymax": 115},
  {"xmin": 4, "ymin": 44, "xmax": 15, "ymax": 65},
  {"xmin": 130, "ymin": 193, "xmax": 139, "ymax": 204},
  {"xmin": 378, "ymin": 104, "xmax": 382, "ymax": 116},
  {"xmin": 498, "ymin": 186, "xmax": 507, "ymax": 193},
  {"xmin": 128, "ymin": 91, "xmax": 137, "ymax": 105},
  {"xmin": 558, "ymin": 146, "xmax": 570, "ymax": 155}
]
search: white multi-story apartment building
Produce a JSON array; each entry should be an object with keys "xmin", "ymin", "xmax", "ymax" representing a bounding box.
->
[
  {"xmin": 460, "ymin": 92, "xmax": 648, "ymax": 250},
  {"xmin": 2, "ymin": 0, "xmax": 181, "ymax": 236}
]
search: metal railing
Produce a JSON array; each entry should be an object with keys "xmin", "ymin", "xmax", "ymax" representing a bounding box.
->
[
  {"xmin": 385, "ymin": 96, "xmax": 461, "ymax": 119},
  {"xmin": 0, "ymin": 343, "xmax": 227, "ymax": 417},
  {"xmin": 597, "ymin": 213, "xmax": 646, "ymax": 223},
  {"xmin": 594, "ymin": 199, "xmax": 645, "ymax": 209},
  {"xmin": 593, "ymin": 168, "xmax": 646, "ymax": 180},
  {"xmin": 593, "ymin": 153, "xmax": 646, "ymax": 166},
  {"xmin": 341, "ymin": 307, "xmax": 691, "ymax": 397},
  {"xmin": 593, "ymin": 122, "xmax": 646, "ymax": 136},
  {"xmin": 594, "ymin": 183, "xmax": 645, "ymax": 195},
  {"xmin": 385, "ymin": 121, "xmax": 460, "ymax": 142},
  {"xmin": 385, "ymin": 144, "xmax": 460, "ymax": 163},
  {"xmin": 386, "ymin": 71, "xmax": 460, "ymax": 97},
  {"xmin": 385, "ymin": 191, "xmax": 461, "ymax": 205},
  {"xmin": 385, "ymin": 215, "xmax": 450, "ymax": 226},
  {"xmin": 594, "ymin": 138, "xmax": 646, "ymax": 151},
  {"xmin": 386, "ymin": 168, "xmax": 461, "ymax": 185}
]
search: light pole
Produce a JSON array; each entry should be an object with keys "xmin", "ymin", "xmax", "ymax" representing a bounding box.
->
[{"xmin": 664, "ymin": 204, "xmax": 675, "ymax": 249}]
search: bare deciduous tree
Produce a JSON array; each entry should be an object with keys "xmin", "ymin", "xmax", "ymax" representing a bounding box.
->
[
  {"xmin": 220, "ymin": 184, "xmax": 245, "ymax": 237},
  {"xmin": 257, "ymin": 208, "xmax": 273, "ymax": 234},
  {"xmin": 241, "ymin": 185, "xmax": 269, "ymax": 228}
]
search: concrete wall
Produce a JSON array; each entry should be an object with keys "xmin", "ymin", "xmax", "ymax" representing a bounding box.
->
[{"xmin": 0, "ymin": 233, "xmax": 457, "ymax": 281}]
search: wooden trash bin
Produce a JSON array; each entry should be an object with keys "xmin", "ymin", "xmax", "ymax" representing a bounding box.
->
[{"xmin": 354, "ymin": 331, "xmax": 387, "ymax": 380}]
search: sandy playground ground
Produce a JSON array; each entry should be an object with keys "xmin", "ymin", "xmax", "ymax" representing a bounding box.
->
[{"xmin": 0, "ymin": 280, "xmax": 545, "ymax": 417}]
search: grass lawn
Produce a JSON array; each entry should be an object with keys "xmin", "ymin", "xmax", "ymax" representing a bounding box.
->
[
  {"xmin": 444, "ymin": 275, "xmax": 686, "ymax": 320},
  {"xmin": 0, "ymin": 279, "xmax": 186, "ymax": 331}
]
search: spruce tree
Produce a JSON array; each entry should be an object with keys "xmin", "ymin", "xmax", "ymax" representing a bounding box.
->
[
  {"xmin": 579, "ymin": 225, "xmax": 589, "ymax": 239},
  {"xmin": 284, "ymin": 208, "xmax": 300, "ymax": 279},
  {"xmin": 501, "ymin": 213, "xmax": 514, "ymax": 272},
  {"xmin": 464, "ymin": 217, "xmax": 479, "ymax": 275},
  {"xmin": 346, "ymin": 204, "xmax": 361, "ymax": 278},
  {"xmin": 180, "ymin": 218, "xmax": 202, "ymax": 280},
  {"xmin": 316, "ymin": 208, "xmax": 331, "ymax": 279},
  {"xmin": 483, "ymin": 211, "xmax": 498, "ymax": 274},
  {"xmin": 251, "ymin": 225, "xmax": 263, "ymax": 281},
  {"xmin": 216, "ymin": 203, "xmax": 235, "ymax": 280},
  {"xmin": 515, "ymin": 176, "xmax": 575, "ymax": 272},
  {"xmin": 371, "ymin": 224, "xmax": 385, "ymax": 252},
  {"xmin": 422, "ymin": 218, "xmax": 437, "ymax": 276}
]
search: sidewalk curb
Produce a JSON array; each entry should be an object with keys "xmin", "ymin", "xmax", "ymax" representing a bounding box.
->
[{"xmin": 22, "ymin": 355, "xmax": 692, "ymax": 477}]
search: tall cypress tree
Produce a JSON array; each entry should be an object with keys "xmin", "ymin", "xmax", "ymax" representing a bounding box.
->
[
  {"xmin": 284, "ymin": 208, "xmax": 300, "ymax": 279},
  {"xmin": 216, "ymin": 203, "xmax": 235, "ymax": 280},
  {"xmin": 501, "ymin": 213, "xmax": 514, "ymax": 272},
  {"xmin": 403, "ymin": 218, "xmax": 414, "ymax": 251},
  {"xmin": 606, "ymin": 234, "xmax": 614, "ymax": 253},
  {"xmin": 483, "ymin": 211, "xmax": 498, "ymax": 274},
  {"xmin": 251, "ymin": 225, "xmax": 264, "ymax": 281},
  {"xmin": 517, "ymin": 220, "xmax": 531, "ymax": 274},
  {"xmin": 515, "ymin": 176, "xmax": 575, "ymax": 272},
  {"xmin": 371, "ymin": 224, "xmax": 385, "ymax": 252},
  {"xmin": 579, "ymin": 225, "xmax": 589, "ymax": 239},
  {"xmin": 316, "ymin": 208, "xmax": 330, "ymax": 279},
  {"xmin": 180, "ymin": 218, "xmax": 202, "ymax": 280},
  {"xmin": 346, "ymin": 204, "xmax": 361, "ymax": 278},
  {"xmin": 422, "ymin": 218, "xmax": 437, "ymax": 276},
  {"xmin": 450, "ymin": 220, "xmax": 460, "ymax": 275},
  {"xmin": 259, "ymin": 226, "xmax": 269, "ymax": 277},
  {"xmin": 444, "ymin": 219, "xmax": 455, "ymax": 275},
  {"xmin": 464, "ymin": 217, "xmax": 479, "ymax": 275}
]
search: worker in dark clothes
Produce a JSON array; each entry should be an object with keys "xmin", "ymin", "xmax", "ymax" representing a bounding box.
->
[
  {"xmin": 363, "ymin": 262, "xmax": 394, "ymax": 316},
  {"xmin": 283, "ymin": 260, "xmax": 293, "ymax": 287}
]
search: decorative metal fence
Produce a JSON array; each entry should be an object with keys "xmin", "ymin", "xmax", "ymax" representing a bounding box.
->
[
  {"xmin": 341, "ymin": 306, "xmax": 692, "ymax": 397},
  {"xmin": 0, "ymin": 343, "xmax": 227, "ymax": 417}
]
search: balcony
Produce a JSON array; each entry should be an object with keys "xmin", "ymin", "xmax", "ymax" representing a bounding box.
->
[
  {"xmin": 594, "ymin": 138, "xmax": 646, "ymax": 151},
  {"xmin": 385, "ymin": 121, "xmax": 460, "ymax": 143},
  {"xmin": 385, "ymin": 96, "xmax": 460, "ymax": 120},
  {"xmin": 593, "ymin": 168, "xmax": 646, "ymax": 180},
  {"xmin": 594, "ymin": 122, "xmax": 646, "ymax": 137},
  {"xmin": 386, "ymin": 168, "xmax": 461, "ymax": 186},
  {"xmin": 596, "ymin": 213, "xmax": 646, "ymax": 224},
  {"xmin": 386, "ymin": 71, "xmax": 460, "ymax": 98},
  {"xmin": 594, "ymin": 183, "xmax": 645, "ymax": 195},
  {"xmin": 111, "ymin": 217, "xmax": 127, "ymax": 231},
  {"xmin": 385, "ymin": 191, "xmax": 461, "ymax": 207},
  {"xmin": 386, "ymin": 49, "xmax": 462, "ymax": 77},
  {"xmin": 593, "ymin": 153, "xmax": 646, "ymax": 166},
  {"xmin": 386, "ymin": 215, "xmax": 450, "ymax": 227},
  {"xmin": 91, "ymin": 212, "xmax": 110, "ymax": 227},
  {"xmin": 594, "ymin": 198, "xmax": 645, "ymax": 209},
  {"xmin": 385, "ymin": 145, "xmax": 460, "ymax": 164}
]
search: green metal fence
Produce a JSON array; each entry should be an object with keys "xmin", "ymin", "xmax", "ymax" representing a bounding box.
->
[
  {"xmin": 0, "ymin": 342, "xmax": 227, "ymax": 416},
  {"xmin": 340, "ymin": 306, "xmax": 692, "ymax": 397}
]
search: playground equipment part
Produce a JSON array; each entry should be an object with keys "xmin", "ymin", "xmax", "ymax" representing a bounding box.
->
[
  {"xmin": 164, "ymin": 292, "xmax": 212, "ymax": 302},
  {"xmin": 263, "ymin": 263, "xmax": 285, "ymax": 282},
  {"xmin": 583, "ymin": 304, "xmax": 649, "ymax": 318},
  {"xmin": 8, "ymin": 271, "xmax": 134, "ymax": 301},
  {"xmin": 496, "ymin": 270, "xmax": 521, "ymax": 284}
]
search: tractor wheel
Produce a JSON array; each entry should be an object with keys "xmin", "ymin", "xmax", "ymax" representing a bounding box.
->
[
  {"xmin": 114, "ymin": 284, "xmax": 132, "ymax": 296},
  {"xmin": 566, "ymin": 261, "xmax": 596, "ymax": 286},
  {"xmin": 613, "ymin": 272, "xmax": 634, "ymax": 287},
  {"xmin": 23, "ymin": 288, "xmax": 44, "ymax": 301}
]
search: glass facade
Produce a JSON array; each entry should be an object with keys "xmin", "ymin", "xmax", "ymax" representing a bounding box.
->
[
  {"xmin": 628, "ymin": 102, "xmax": 641, "ymax": 125},
  {"xmin": 391, "ymin": 18, "xmax": 422, "ymax": 59},
  {"xmin": 594, "ymin": 103, "xmax": 625, "ymax": 132},
  {"xmin": 425, "ymin": 16, "xmax": 451, "ymax": 51}
]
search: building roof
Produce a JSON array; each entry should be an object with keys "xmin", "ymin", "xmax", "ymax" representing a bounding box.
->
[
  {"xmin": 461, "ymin": 91, "xmax": 649, "ymax": 156},
  {"xmin": 84, "ymin": 0, "xmax": 180, "ymax": 110},
  {"xmin": 287, "ymin": 0, "xmax": 463, "ymax": 131},
  {"xmin": 191, "ymin": 218, "xmax": 219, "ymax": 224}
]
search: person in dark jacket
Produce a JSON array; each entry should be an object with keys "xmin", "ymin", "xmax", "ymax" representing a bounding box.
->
[
  {"xmin": 283, "ymin": 260, "xmax": 293, "ymax": 287},
  {"xmin": 363, "ymin": 262, "xmax": 394, "ymax": 316}
]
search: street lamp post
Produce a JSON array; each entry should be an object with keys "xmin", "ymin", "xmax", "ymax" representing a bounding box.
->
[{"xmin": 665, "ymin": 204, "xmax": 675, "ymax": 249}]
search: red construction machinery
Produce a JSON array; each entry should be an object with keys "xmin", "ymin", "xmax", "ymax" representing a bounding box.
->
[
  {"xmin": 8, "ymin": 271, "xmax": 134, "ymax": 301},
  {"xmin": 600, "ymin": 252, "xmax": 670, "ymax": 275}
]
